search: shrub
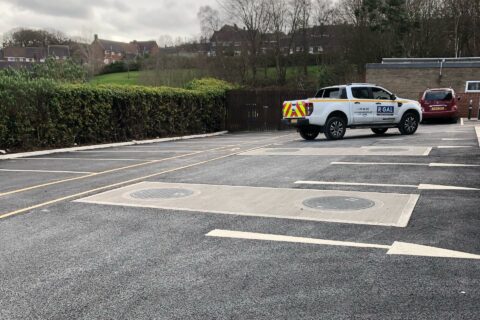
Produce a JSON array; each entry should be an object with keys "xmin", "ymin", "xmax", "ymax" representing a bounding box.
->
[{"xmin": 0, "ymin": 77, "xmax": 229, "ymax": 151}]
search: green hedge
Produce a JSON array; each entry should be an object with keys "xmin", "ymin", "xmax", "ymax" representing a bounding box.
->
[{"xmin": 0, "ymin": 77, "xmax": 233, "ymax": 151}]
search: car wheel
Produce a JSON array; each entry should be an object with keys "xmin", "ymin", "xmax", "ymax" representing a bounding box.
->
[
  {"xmin": 398, "ymin": 112, "xmax": 419, "ymax": 135},
  {"xmin": 299, "ymin": 126, "xmax": 321, "ymax": 141},
  {"xmin": 371, "ymin": 128, "xmax": 388, "ymax": 135},
  {"xmin": 324, "ymin": 116, "xmax": 346, "ymax": 140}
]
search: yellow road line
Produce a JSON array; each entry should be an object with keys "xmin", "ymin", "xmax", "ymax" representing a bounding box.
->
[
  {"xmin": 0, "ymin": 135, "xmax": 290, "ymax": 197},
  {"xmin": 0, "ymin": 149, "xmax": 221, "ymax": 197},
  {"xmin": 0, "ymin": 135, "xmax": 296, "ymax": 220}
]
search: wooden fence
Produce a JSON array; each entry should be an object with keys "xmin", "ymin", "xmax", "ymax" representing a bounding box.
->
[
  {"xmin": 225, "ymin": 90, "xmax": 480, "ymax": 132},
  {"xmin": 226, "ymin": 89, "xmax": 314, "ymax": 132}
]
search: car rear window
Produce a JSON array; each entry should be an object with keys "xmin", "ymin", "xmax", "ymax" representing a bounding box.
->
[
  {"xmin": 424, "ymin": 91, "xmax": 453, "ymax": 101},
  {"xmin": 316, "ymin": 88, "xmax": 347, "ymax": 99}
]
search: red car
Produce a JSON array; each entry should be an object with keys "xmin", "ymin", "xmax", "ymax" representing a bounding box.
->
[{"xmin": 420, "ymin": 88, "xmax": 459, "ymax": 122}]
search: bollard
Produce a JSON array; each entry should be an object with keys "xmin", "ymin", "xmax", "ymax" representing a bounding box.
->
[{"xmin": 468, "ymin": 100, "xmax": 473, "ymax": 120}]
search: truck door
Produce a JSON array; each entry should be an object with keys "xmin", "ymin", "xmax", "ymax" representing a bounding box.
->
[
  {"xmin": 371, "ymin": 87, "xmax": 398, "ymax": 123},
  {"xmin": 351, "ymin": 87, "xmax": 375, "ymax": 124}
]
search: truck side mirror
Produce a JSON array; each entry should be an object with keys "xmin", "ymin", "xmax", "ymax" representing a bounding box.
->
[{"xmin": 390, "ymin": 94, "xmax": 397, "ymax": 100}]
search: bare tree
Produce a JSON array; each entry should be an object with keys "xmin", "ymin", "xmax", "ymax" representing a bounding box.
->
[
  {"xmin": 267, "ymin": 0, "xmax": 303, "ymax": 84},
  {"xmin": 313, "ymin": 0, "xmax": 337, "ymax": 26},
  {"xmin": 198, "ymin": 5, "xmax": 222, "ymax": 40},
  {"xmin": 219, "ymin": 0, "xmax": 271, "ymax": 84}
]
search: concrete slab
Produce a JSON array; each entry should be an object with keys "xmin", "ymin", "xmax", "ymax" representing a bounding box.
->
[
  {"xmin": 76, "ymin": 181, "xmax": 420, "ymax": 227},
  {"xmin": 239, "ymin": 146, "xmax": 432, "ymax": 157}
]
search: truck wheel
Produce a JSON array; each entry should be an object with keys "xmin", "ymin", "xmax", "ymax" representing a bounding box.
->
[
  {"xmin": 398, "ymin": 112, "xmax": 419, "ymax": 135},
  {"xmin": 371, "ymin": 128, "xmax": 388, "ymax": 135},
  {"xmin": 299, "ymin": 126, "xmax": 320, "ymax": 141},
  {"xmin": 324, "ymin": 117, "xmax": 346, "ymax": 140}
]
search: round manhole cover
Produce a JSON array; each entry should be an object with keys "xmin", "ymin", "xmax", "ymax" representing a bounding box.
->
[
  {"xmin": 130, "ymin": 188, "xmax": 194, "ymax": 199},
  {"xmin": 268, "ymin": 149, "xmax": 300, "ymax": 153},
  {"xmin": 303, "ymin": 196, "xmax": 375, "ymax": 211},
  {"xmin": 368, "ymin": 148, "xmax": 408, "ymax": 152}
]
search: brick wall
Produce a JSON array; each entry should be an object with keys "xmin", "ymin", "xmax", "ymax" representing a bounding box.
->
[
  {"xmin": 457, "ymin": 93, "xmax": 480, "ymax": 118},
  {"xmin": 366, "ymin": 67, "xmax": 480, "ymax": 100}
]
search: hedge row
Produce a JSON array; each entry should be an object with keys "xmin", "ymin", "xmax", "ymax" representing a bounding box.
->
[{"xmin": 0, "ymin": 77, "xmax": 233, "ymax": 151}]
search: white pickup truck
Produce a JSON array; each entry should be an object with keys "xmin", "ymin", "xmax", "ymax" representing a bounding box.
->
[{"xmin": 282, "ymin": 83, "xmax": 422, "ymax": 140}]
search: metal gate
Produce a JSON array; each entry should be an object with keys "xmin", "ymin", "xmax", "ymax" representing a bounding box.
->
[{"xmin": 226, "ymin": 89, "xmax": 314, "ymax": 131}]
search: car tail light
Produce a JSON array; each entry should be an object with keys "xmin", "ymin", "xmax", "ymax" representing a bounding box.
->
[
  {"xmin": 452, "ymin": 105, "xmax": 458, "ymax": 111},
  {"xmin": 306, "ymin": 102, "xmax": 314, "ymax": 116}
]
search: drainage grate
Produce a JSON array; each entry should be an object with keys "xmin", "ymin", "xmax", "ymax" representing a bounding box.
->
[
  {"xmin": 303, "ymin": 196, "xmax": 375, "ymax": 211},
  {"xmin": 367, "ymin": 148, "xmax": 408, "ymax": 152},
  {"xmin": 130, "ymin": 188, "xmax": 194, "ymax": 200}
]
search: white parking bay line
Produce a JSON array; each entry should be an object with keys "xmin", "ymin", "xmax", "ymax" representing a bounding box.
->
[
  {"xmin": 476, "ymin": 126, "xmax": 480, "ymax": 147},
  {"xmin": 331, "ymin": 162, "xmax": 426, "ymax": 167},
  {"xmin": 437, "ymin": 146, "xmax": 473, "ymax": 149},
  {"xmin": 206, "ymin": 230, "xmax": 480, "ymax": 260},
  {"xmin": 331, "ymin": 162, "xmax": 480, "ymax": 168},
  {"xmin": 18, "ymin": 157, "xmax": 145, "ymax": 162},
  {"xmin": 441, "ymin": 138, "xmax": 470, "ymax": 141},
  {"xmin": 295, "ymin": 181, "xmax": 480, "ymax": 191},
  {"xmin": 0, "ymin": 169, "xmax": 92, "ymax": 174},
  {"xmin": 77, "ymin": 150, "xmax": 196, "ymax": 153},
  {"xmin": 295, "ymin": 181, "xmax": 418, "ymax": 188}
]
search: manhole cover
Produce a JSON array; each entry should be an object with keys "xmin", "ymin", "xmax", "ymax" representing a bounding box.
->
[
  {"xmin": 367, "ymin": 148, "xmax": 408, "ymax": 152},
  {"xmin": 268, "ymin": 149, "xmax": 300, "ymax": 153},
  {"xmin": 303, "ymin": 196, "xmax": 375, "ymax": 211},
  {"xmin": 130, "ymin": 188, "xmax": 194, "ymax": 199}
]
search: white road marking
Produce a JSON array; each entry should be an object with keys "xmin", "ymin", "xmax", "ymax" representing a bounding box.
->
[
  {"xmin": 295, "ymin": 181, "xmax": 417, "ymax": 188},
  {"xmin": 206, "ymin": 230, "xmax": 390, "ymax": 249},
  {"xmin": 437, "ymin": 146, "xmax": 473, "ymax": 149},
  {"xmin": 442, "ymin": 138, "xmax": 470, "ymax": 141},
  {"xmin": 296, "ymin": 181, "xmax": 479, "ymax": 191},
  {"xmin": 417, "ymin": 184, "xmax": 480, "ymax": 191},
  {"xmin": 0, "ymin": 131, "xmax": 228, "ymax": 160},
  {"xmin": 241, "ymin": 146, "xmax": 432, "ymax": 157},
  {"xmin": 206, "ymin": 230, "xmax": 480, "ymax": 260},
  {"xmin": 476, "ymin": 126, "xmax": 480, "ymax": 147},
  {"xmin": 429, "ymin": 163, "xmax": 480, "ymax": 167},
  {"xmin": 0, "ymin": 169, "xmax": 92, "ymax": 174},
  {"xmin": 16, "ymin": 157, "xmax": 145, "ymax": 162},
  {"xmin": 331, "ymin": 162, "xmax": 425, "ymax": 167},
  {"xmin": 331, "ymin": 162, "xmax": 479, "ymax": 168},
  {"xmin": 77, "ymin": 150, "xmax": 197, "ymax": 153}
]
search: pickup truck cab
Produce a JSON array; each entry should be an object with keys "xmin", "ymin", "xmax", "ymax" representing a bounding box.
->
[{"xmin": 282, "ymin": 83, "xmax": 422, "ymax": 140}]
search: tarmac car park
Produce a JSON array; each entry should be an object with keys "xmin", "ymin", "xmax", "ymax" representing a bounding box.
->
[
  {"xmin": 0, "ymin": 118, "xmax": 479, "ymax": 319},
  {"xmin": 283, "ymin": 83, "xmax": 422, "ymax": 141}
]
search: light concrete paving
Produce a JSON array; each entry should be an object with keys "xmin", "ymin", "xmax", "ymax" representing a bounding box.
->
[
  {"xmin": 240, "ymin": 146, "xmax": 432, "ymax": 157},
  {"xmin": 76, "ymin": 181, "xmax": 420, "ymax": 227}
]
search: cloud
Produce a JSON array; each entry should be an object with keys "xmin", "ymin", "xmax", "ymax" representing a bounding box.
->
[{"xmin": 0, "ymin": 0, "xmax": 219, "ymax": 42}]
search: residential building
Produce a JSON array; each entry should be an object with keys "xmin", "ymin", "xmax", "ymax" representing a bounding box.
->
[{"xmin": 91, "ymin": 35, "xmax": 159, "ymax": 65}]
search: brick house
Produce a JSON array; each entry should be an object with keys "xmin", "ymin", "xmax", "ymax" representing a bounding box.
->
[
  {"xmin": 131, "ymin": 40, "xmax": 159, "ymax": 56},
  {"xmin": 0, "ymin": 45, "xmax": 70, "ymax": 63},
  {"xmin": 209, "ymin": 24, "xmax": 342, "ymax": 57},
  {"xmin": 91, "ymin": 35, "xmax": 159, "ymax": 65},
  {"xmin": 91, "ymin": 35, "xmax": 139, "ymax": 65}
]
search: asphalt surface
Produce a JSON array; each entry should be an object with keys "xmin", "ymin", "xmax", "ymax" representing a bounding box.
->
[{"xmin": 0, "ymin": 122, "xmax": 479, "ymax": 319}]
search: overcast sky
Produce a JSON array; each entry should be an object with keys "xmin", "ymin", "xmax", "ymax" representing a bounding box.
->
[{"xmin": 0, "ymin": 0, "xmax": 219, "ymax": 43}]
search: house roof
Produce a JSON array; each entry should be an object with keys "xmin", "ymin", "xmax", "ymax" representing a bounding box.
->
[
  {"xmin": 3, "ymin": 47, "xmax": 46, "ymax": 59},
  {"xmin": 132, "ymin": 40, "xmax": 158, "ymax": 54},
  {"xmin": 211, "ymin": 25, "xmax": 248, "ymax": 42},
  {"xmin": 96, "ymin": 39, "xmax": 139, "ymax": 55},
  {"xmin": 48, "ymin": 45, "xmax": 70, "ymax": 57}
]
